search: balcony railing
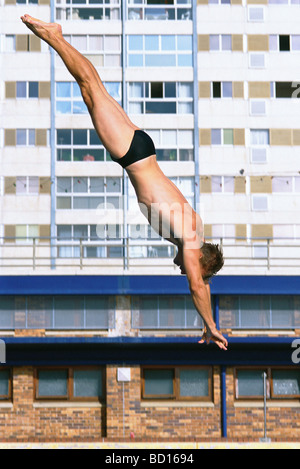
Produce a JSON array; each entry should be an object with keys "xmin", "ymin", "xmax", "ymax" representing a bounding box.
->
[{"xmin": 0, "ymin": 237, "xmax": 299, "ymax": 274}]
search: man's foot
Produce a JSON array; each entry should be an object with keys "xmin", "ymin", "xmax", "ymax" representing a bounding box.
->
[{"xmin": 20, "ymin": 14, "xmax": 62, "ymax": 43}]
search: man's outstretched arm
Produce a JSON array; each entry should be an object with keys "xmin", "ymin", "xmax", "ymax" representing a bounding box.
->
[{"xmin": 183, "ymin": 246, "xmax": 228, "ymax": 350}]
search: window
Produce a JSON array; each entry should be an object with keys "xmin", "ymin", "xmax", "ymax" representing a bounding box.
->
[
  {"xmin": 250, "ymin": 129, "xmax": 269, "ymax": 146},
  {"xmin": 15, "ymin": 225, "xmax": 39, "ymax": 243},
  {"xmin": 219, "ymin": 295, "xmax": 300, "ymax": 329},
  {"xmin": 16, "ymin": 82, "xmax": 38, "ymax": 99},
  {"xmin": 248, "ymin": 6, "xmax": 264, "ymax": 21},
  {"xmin": 252, "ymin": 195, "xmax": 268, "ymax": 211},
  {"xmin": 212, "ymin": 176, "xmax": 235, "ymax": 193},
  {"xmin": 128, "ymin": 35, "xmax": 193, "ymax": 67},
  {"xmin": 272, "ymin": 177, "xmax": 293, "ymax": 193},
  {"xmin": 211, "ymin": 129, "xmax": 234, "ymax": 145},
  {"xmin": 57, "ymin": 224, "xmax": 122, "ymax": 259},
  {"xmin": 56, "ymin": 82, "xmax": 121, "ymax": 115},
  {"xmin": 269, "ymin": 35, "xmax": 291, "ymax": 52},
  {"xmin": 16, "ymin": 177, "xmax": 39, "ymax": 195},
  {"xmin": 56, "ymin": 0, "xmax": 121, "ymax": 21},
  {"xmin": 272, "ymin": 369, "xmax": 300, "ymax": 398},
  {"xmin": 16, "ymin": 129, "xmax": 35, "ymax": 146},
  {"xmin": 127, "ymin": 0, "xmax": 192, "ymax": 21},
  {"xmin": 57, "ymin": 35, "xmax": 121, "ymax": 67},
  {"xmin": 212, "ymin": 82, "xmax": 232, "ymax": 98},
  {"xmin": 209, "ymin": 35, "xmax": 232, "ymax": 51},
  {"xmin": 249, "ymin": 53, "xmax": 265, "ymax": 68},
  {"xmin": 275, "ymin": 82, "xmax": 295, "ymax": 98},
  {"xmin": 132, "ymin": 295, "xmax": 204, "ymax": 329},
  {"xmin": 0, "ymin": 295, "xmax": 114, "ymax": 330},
  {"xmin": 142, "ymin": 367, "xmax": 212, "ymax": 401},
  {"xmin": 56, "ymin": 128, "xmax": 109, "ymax": 162},
  {"xmin": 235, "ymin": 368, "xmax": 300, "ymax": 400},
  {"xmin": 0, "ymin": 369, "xmax": 12, "ymax": 401},
  {"xmin": 35, "ymin": 367, "xmax": 105, "ymax": 401},
  {"xmin": 235, "ymin": 369, "xmax": 267, "ymax": 399},
  {"xmin": 128, "ymin": 81, "xmax": 193, "ymax": 114},
  {"xmin": 146, "ymin": 129, "xmax": 194, "ymax": 162},
  {"xmin": 56, "ymin": 176, "xmax": 122, "ymax": 210},
  {"xmin": 279, "ymin": 35, "xmax": 290, "ymax": 51}
]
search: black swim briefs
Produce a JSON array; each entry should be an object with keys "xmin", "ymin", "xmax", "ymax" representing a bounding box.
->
[{"xmin": 110, "ymin": 130, "xmax": 156, "ymax": 168}]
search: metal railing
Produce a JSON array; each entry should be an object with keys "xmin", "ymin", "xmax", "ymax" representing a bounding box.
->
[{"xmin": 0, "ymin": 237, "xmax": 300, "ymax": 273}]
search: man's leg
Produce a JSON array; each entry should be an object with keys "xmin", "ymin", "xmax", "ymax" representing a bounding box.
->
[{"xmin": 21, "ymin": 14, "xmax": 138, "ymax": 159}]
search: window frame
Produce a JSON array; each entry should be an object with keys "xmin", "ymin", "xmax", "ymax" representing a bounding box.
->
[
  {"xmin": 141, "ymin": 366, "xmax": 213, "ymax": 402},
  {"xmin": 0, "ymin": 368, "xmax": 13, "ymax": 402},
  {"xmin": 34, "ymin": 366, "xmax": 106, "ymax": 402},
  {"xmin": 234, "ymin": 367, "xmax": 300, "ymax": 401}
]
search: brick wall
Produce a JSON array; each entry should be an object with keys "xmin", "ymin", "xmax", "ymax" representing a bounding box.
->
[{"xmin": 0, "ymin": 365, "xmax": 299, "ymax": 441}]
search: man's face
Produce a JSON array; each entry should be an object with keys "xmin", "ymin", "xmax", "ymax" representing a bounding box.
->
[{"xmin": 174, "ymin": 253, "xmax": 209, "ymax": 282}]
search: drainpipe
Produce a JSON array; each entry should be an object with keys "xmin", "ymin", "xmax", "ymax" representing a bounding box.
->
[
  {"xmin": 50, "ymin": 0, "xmax": 56, "ymax": 270},
  {"xmin": 192, "ymin": 0, "xmax": 200, "ymax": 212},
  {"xmin": 121, "ymin": 1, "xmax": 129, "ymax": 271},
  {"xmin": 221, "ymin": 366, "xmax": 227, "ymax": 438}
]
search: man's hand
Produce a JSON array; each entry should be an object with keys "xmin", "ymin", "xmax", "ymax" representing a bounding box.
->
[{"xmin": 199, "ymin": 326, "xmax": 228, "ymax": 351}]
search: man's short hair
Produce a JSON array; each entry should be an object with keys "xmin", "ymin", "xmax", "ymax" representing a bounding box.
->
[{"xmin": 200, "ymin": 242, "xmax": 224, "ymax": 280}]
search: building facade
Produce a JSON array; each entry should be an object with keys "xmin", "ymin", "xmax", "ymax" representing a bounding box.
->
[{"xmin": 0, "ymin": 0, "xmax": 299, "ymax": 442}]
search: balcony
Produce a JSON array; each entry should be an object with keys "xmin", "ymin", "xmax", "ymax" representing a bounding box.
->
[{"xmin": 0, "ymin": 236, "xmax": 299, "ymax": 276}]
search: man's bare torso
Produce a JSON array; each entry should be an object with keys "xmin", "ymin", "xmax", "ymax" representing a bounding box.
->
[{"xmin": 126, "ymin": 155, "xmax": 204, "ymax": 250}]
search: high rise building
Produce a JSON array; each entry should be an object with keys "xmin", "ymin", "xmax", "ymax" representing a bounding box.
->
[{"xmin": 0, "ymin": 0, "xmax": 299, "ymax": 444}]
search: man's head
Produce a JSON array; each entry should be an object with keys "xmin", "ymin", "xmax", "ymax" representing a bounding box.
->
[{"xmin": 200, "ymin": 242, "xmax": 224, "ymax": 281}]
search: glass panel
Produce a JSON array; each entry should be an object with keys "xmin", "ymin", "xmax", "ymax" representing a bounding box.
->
[
  {"xmin": 72, "ymin": 35, "xmax": 87, "ymax": 50},
  {"xmin": 211, "ymin": 129, "xmax": 222, "ymax": 145},
  {"xmin": 221, "ymin": 35, "xmax": 231, "ymax": 51},
  {"xmin": 237, "ymin": 370, "xmax": 264, "ymax": 397},
  {"xmin": 159, "ymin": 297, "xmax": 185, "ymax": 328},
  {"xmin": 54, "ymin": 296, "xmax": 84, "ymax": 328},
  {"xmin": 73, "ymin": 129, "xmax": 87, "ymax": 145},
  {"xmin": 272, "ymin": 370, "xmax": 300, "ymax": 396},
  {"xmin": 38, "ymin": 370, "xmax": 68, "ymax": 397},
  {"xmin": 145, "ymin": 35, "xmax": 159, "ymax": 50},
  {"xmin": 56, "ymin": 82, "xmax": 71, "ymax": 98},
  {"xmin": 57, "ymin": 225, "xmax": 72, "ymax": 240},
  {"xmin": 186, "ymin": 297, "xmax": 202, "ymax": 328},
  {"xmin": 16, "ymin": 82, "xmax": 26, "ymax": 98},
  {"xmin": 16, "ymin": 130, "xmax": 27, "ymax": 146},
  {"xmin": 178, "ymin": 35, "xmax": 192, "ymax": 50},
  {"xmin": 144, "ymin": 369, "xmax": 174, "ymax": 396},
  {"xmin": 162, "ymin": 35, "xmax": 176, "ymax": 50},
  {"xmin": 178, "ymin": 54, "xmax": 192, "ymax": 66},
  {"xmin": 129, "ymin": 35, "xmax": 143, "ymax": 50},
  {"xmin": 271, "ymin": 296, "xmax": 295, "ymax": 328},
  {"xmin": 27, "ymin": 296, "xmax": 53, "ymax": 329},
  {"xmin": 223, "ymin": 129, "xmax": 233, "ymax": 145},
  {"xmin": 73, "ymin": 177, "xmax": 88, "ymax": 193},
  {"xmin": 240, "ymin": 296, "xmax": 270, "ymax": 328},
  {"xmin": 138, "ymin": 297, "xmax": 158, "ymax": 328},
  {"xmin": 73, "ymin": 370, "xmax": 103, "ymax": 397},
  {"xmin": 250, "ymin": 129, "xmax": 269, "ymax": 145},
  {"xmin": 0, "ymin": 371, "xmax": 10, "ymax": 397},
  {"xmin": 0, "ymin": 297, "xmax": 14, "ymax": 329},
  {"xmin": 89, "ymin": 35, "xmax": 103, "ymax": 51},
  {"xmin": 165, "ymin": 82, "xmax": 176, "ymax": 97},
  {"xmin": 74, "ymin": 225, "xmax": 88, "ymax": 240},
  {"xmin": 210, "ymin": 35, "xmax": 219, "ymax": 51},
  {"xmin": 57, "ymin": 177, "xmax": 72, "ymax": 193},
  {"xmin": 86, "ymin": 296, "xmax": 109, "ymax": 328},
  {"xmin": 178, "ymin": 82, "xmax": 193, "ymax": 98},
  {"xmin": 90, "ymin": 178, "xmax": 105, "ymax": 193},
  {"xmin": 179, "ymin": 369, "xmax": 209, "ymax": 397}
]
